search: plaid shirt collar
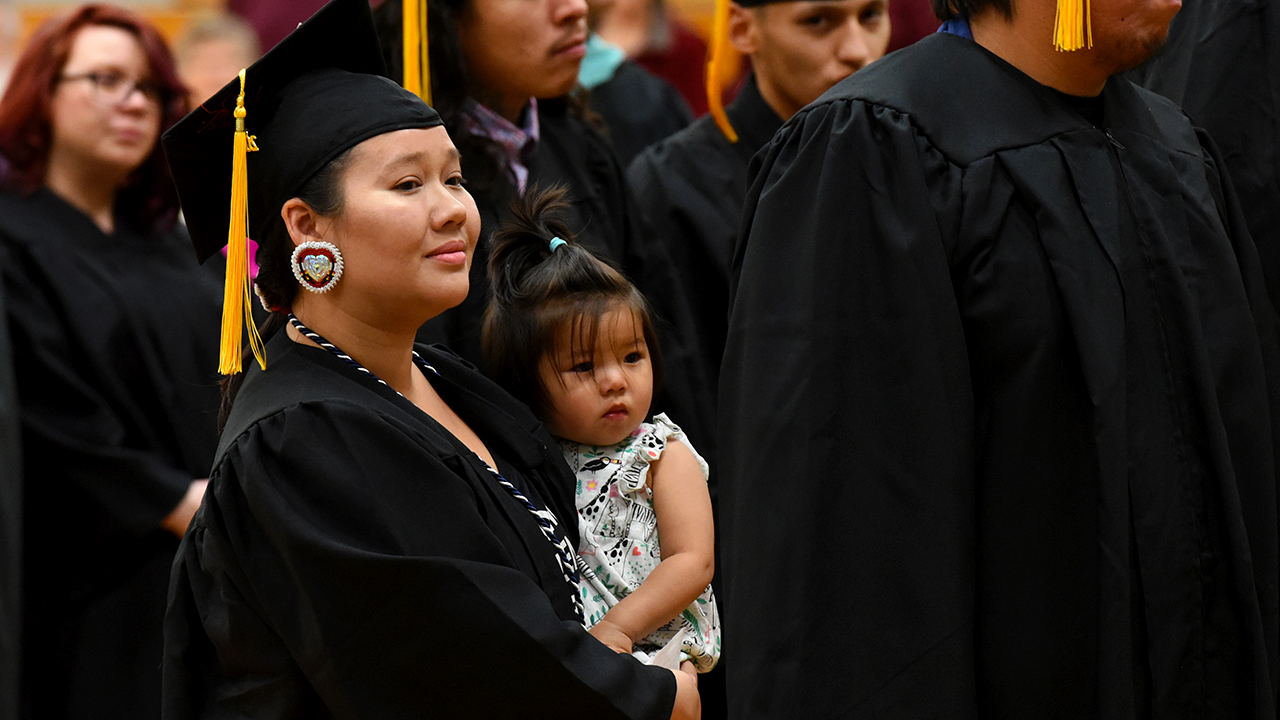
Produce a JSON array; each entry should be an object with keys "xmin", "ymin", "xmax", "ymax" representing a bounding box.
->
[{"xmin": 459, "ymin": 97, "xmax": 540, "ymax": 194}]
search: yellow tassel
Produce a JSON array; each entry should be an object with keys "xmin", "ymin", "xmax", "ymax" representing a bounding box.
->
[
  {"xmin": 1052, "ymin": 0, "xmax": 1092, "ymax": 51},
  {"xmin": 219, "ymin": 69, "xmax": 265, "ymax": 376},
  {"xmin": 705, "ymin": 0, "xmax": 738, "ymax": 142},
  {"xmin": 403, "ymin": 0, "xmax": 431, "ymax": 105}
]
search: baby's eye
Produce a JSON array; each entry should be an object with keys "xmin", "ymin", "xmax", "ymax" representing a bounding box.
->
[
  {"xmin": 394, "ymin": 178, "xmax": 422, "ymax": 192},
  {"xmin": 570, "ymin": 361, "xmax": 594, "ymax": 373},
  {"xmin": 446, "ymin": 174, "xmax": 467, "ymax": 187},
  {"xmin": 624, "ymin": 352, "xmax": 644, "ymax": 364}
]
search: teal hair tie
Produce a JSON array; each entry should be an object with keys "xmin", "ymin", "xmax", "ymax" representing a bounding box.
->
[{"xmin": 549, "ymin": 237, "xmax": 567, "ymax": 252}]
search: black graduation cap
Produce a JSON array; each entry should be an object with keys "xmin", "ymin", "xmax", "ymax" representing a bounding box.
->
[{"xmin": 161, "ymin": 0, "xmax": 443, "ymax": 374}]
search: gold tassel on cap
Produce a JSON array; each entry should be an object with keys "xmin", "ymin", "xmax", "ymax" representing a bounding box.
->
[
  {"xmin": 1052, "ymin": 0, "xmax": 1092, "ymax": 51},
  {"xmin": 402, "ymin": 0, "xmax": 431, "ymax": 105},
  {"xmin": 219, "ymin": 68, "xmax": 266, "ymax": 376},
  {"xmin": 706, "ymin": 0, "xmax": 738, "ymax": 142}
]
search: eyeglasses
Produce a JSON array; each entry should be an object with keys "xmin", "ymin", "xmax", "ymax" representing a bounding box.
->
[{"xmin": 59, "ymin": 70, "xmax": 169, "ymax": 106}]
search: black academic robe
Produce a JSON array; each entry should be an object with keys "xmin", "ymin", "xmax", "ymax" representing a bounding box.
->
[
  {"xmin": 0, "ymin": 188, "xmax": 223, "ymax": 720},
  {"xmin": 421, "ymin": 98, "xmax": 713, "ymax": 456},
  {"xmin": 163, "ymin": 332, "xmax": 676, "ymax": 719},
  {"xmin": 1129, "ymin": 0, "xmax": 1280, "ymax": 314},
  {"xmin": 722, "ymin": 33, "xmax": 1280, "ymax": 718},
  {"xmin": 627, "ymin": 74, "xmax": 783, "ymax": 471},
  {"xmin": 590, "ymin": 60, "xmax": 694, "ymax": 168},
  {"xmin": 0, "ymin": 267, "xmax": 20, "ymax": 720}
]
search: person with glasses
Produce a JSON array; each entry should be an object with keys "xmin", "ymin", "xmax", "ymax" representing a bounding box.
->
[{"xmin": 0, "ymin": 5, "xmax": 222, "ymax": 719}]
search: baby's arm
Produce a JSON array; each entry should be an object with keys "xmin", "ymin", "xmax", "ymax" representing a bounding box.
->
[{"xmin": 589, "ymin": 438, "xmax": 715, "ymax": 655}]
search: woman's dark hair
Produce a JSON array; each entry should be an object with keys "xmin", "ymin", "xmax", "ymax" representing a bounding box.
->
[
  {"xmin": 0, "ymin": 4, "xmax": 190, "ymax": 233},
  {"xmin": 483, "ymin": 185, "xmax": 663, "ymax": 423},
  {"xmin": 217, "ymin": 148, "xmax": 353, "ymax": 431},
  {"xmin": 931, "ymin": 0, "xmax": 1012, "ymax": 21},
  {"xmin": 371, "ymin": 0, "xmax": 599, "ymax": 194}
]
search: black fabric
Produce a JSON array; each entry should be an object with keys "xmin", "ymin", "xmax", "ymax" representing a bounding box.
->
[
  {"xmin": 1129, "ymin": 0, "xmax": 1280, "ymax": 316},
  {"xmin": 722, "ymin": 32, "xmax": 1280, "ymax": 718},
  {"xmin": 589, "ymin": 61, "xmax": 694, "ymax": 168},
  {"xmin": 163, "ymin": 331, "xmax": 677, "ymax": 719},
  {"xmin": 0, "ymin": 249, "xmax": 19, "ymax": 720},
  {"xmin": 0, "ymin": 188, "xmax": 222, "ymax": 720},
  {"xmin": 418, "ymin": 98, "xmax": 713, "ymax": 452},
  {"xmin": 626, "ymin": 73, "xmax": 782, "ymax": 475},
  {"xmin": 161, "ymin": 0, "xmax": 442, "ymax": 262},
  {"xmin": 1049, "ymin": 87, "xmax": 1105, "ymax": 128}
]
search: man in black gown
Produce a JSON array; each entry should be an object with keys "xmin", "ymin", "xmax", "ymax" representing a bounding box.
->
[
  {"xmin": 628, "ymin": 0, "xmax": 890, "ymax": 472},
  {"xmin": 720, "ymin": 0, "xmax": 1280, "ymax": 715}
]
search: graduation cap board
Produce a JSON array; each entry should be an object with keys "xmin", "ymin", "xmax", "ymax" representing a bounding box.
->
[{"xmin": 162, "ymin": 0, "xmax": 443, "ymax": 374}]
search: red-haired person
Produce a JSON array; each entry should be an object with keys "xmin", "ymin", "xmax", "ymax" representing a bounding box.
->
[{"xmin": 0, "ymin": 5, "xmax": 222, "ymax": 718}]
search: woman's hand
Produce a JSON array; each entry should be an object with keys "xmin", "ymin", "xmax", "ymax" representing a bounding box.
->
[
  {"xmin": 161, "ymin": 479, "xmax": 208, "ymax": 537},
  {"xmin": 588, "ymin": 618, "xmax": 635, "ymax": 654},
  {"xmin": 669, "ymin": 664, "xmax": 700, "ymax": 720}
]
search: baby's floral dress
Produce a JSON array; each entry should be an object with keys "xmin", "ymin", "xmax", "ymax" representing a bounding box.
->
[{"xmin": 560, "ymin": 413, "xmax": 721, "ymax": 671}]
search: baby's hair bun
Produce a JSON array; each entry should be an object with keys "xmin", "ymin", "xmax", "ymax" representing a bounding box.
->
[{"xmin": 487, "ymin": 184, "xmax": 577, "ymax": 306}]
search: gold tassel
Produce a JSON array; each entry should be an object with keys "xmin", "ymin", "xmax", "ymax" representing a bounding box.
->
[
  {"xmin": 219, "ymin": 69, "xmax": 265, "ymax": 376},
  {"xmin": 706, "ymin": 0, "xmax": 738, "ymax": 142},
  {"xmin": 1052, "ymin": 0, "xmax": 1092, "ymax": 51},
  {"xmin": 403, "ymin": 0, "xmax": 431, "ymax": 105}
]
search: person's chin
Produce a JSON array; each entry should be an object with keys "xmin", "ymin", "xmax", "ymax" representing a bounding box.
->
[
  {"xmin": 537, "ymin": 69, "xmax": 580, "ymax": 99},
  {"xmin": 425, "ymin": 280, "xmax": 471, "ymax": 315}
]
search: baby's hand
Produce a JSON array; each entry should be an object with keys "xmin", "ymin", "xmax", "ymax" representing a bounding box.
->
[{"xmin": 588, "ymin": 619, "xmax": 635, "ymax": 655}]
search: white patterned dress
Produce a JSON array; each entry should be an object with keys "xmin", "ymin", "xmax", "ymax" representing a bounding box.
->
[{"xmin": 560, "ymin": 413, "xmax": 721, "ymax": 671}]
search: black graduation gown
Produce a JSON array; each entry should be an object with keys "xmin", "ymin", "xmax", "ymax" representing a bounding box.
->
[
  {"xmin": 1128, "ymin": 0, "xmax": 1280, "ymax": 314},
  {"xmin": 163, "ymin": 332, "xmax": 676, "ymax": 719},
  {"xmin": 589, "ymin": 60, "xmax": 694, "ymax": 168},
  {"xmin": 420, "ymin": 98, "xmax": 713, "ymax": 454},
  {"xmin": 0, "ymin": 188, "xmax": 223, "ymax": 719},
  {"xmin": 721, "ymin": 33, "xmax": 1280, "ymax": 719},
  {"xmin": 0, "ymin": 265, "xmax": 20, "ymax": 720},
  {"xmin": 627, "ymin": 74, "xmax": 783, "ymax": 471}
]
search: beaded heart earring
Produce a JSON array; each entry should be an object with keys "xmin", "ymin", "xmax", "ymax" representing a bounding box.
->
[{"xmin": 291, "ymin": 240, "xmax": 344, "ymax": 294}]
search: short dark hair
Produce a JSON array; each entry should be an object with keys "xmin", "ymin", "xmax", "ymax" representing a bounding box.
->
[
  {"xmin": 930, "ymin": 0, "xmax": 1012, "ymax": 21},
  {"xmin": 482, "ymin": 185, "xmax": 663, "ymax": 422}
]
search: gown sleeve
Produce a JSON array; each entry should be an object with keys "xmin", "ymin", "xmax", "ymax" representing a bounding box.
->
[
  {"xmin": 0, "ymin": 266, "xmax": 20, "ymax": 720},
  {"xmin": 164, "ymin": 399, "xmax": 676, "ymax": 720},
  {"xmin": 720, "ymin": 99, "xmax": 979, "ymax": 718},
  {"xmin": 1, "ymin": 238, "xmax": 190, "ymax": 536},
  {"xmin": 1195, "ymin": 126, "xmax": 1280, "ymax": 667}
]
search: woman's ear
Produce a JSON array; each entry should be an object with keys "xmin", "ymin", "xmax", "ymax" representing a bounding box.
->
[
  {"xmin": 728, "ymin": 2, "xmax": 759, "ymax": 55},
  {"xmin": 281, "ymin": 198, "xmax": 324, "ymax": 248}
]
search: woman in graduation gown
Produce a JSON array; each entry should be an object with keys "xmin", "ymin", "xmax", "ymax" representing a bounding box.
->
[
  {"xmin": 0, "ymin": 6, "xmax": 221, "ymax": 718},
  {"xmin": 160, "ymin": 1, "xmax": 696, "ymax": 717}
]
